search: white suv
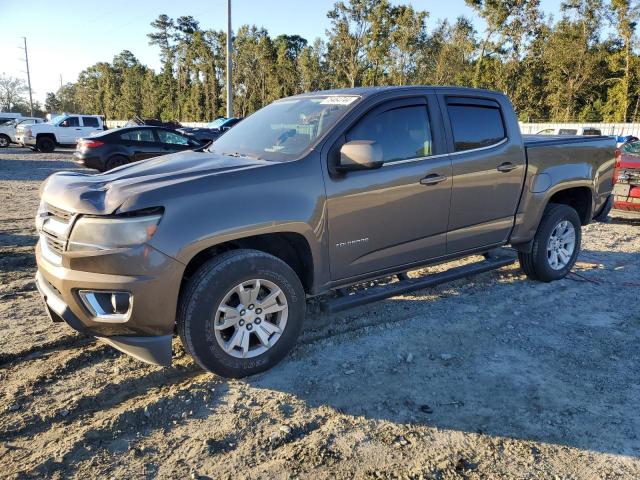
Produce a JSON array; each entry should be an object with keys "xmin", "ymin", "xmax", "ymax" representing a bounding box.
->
[
  {"xmin": 17, "ymin": 114, "xmax": 104, "ymax": 152},
  {"xmin": 0, "ymin": 117, "xmax": 45, "ymax": 147}
]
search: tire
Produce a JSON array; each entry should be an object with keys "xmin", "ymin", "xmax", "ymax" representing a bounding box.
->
[
  {"xmin": 178, "ymin": 249, "xmax": 305, "ymax": 378},
  {"xmin": 0, "ymin": 134, "xmax": 10, "ymax": 148},
  {"xmin": 36, "ymin": 137, "xmax": 55, "ymax": 153},
  {"xmin": 104, "ymin": 155, "xmax": 128, "ymax": 171},
  {"xmin": 518, "ymin": 203, "xmax": 582, "ymax": 282}
]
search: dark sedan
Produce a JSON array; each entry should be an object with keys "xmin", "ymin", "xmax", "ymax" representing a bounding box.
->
[{"xmin": 74, "ymin": 126, "xmax": 202, "ymax": 172}]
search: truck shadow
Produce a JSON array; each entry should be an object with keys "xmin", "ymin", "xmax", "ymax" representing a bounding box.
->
[
  {"xmin": 0, "ymin": 159, "xmax": 93, "ymax": 181},
  {"xmin": 249, "ymin": 249, "xmax": 640, "ymax": 458}
]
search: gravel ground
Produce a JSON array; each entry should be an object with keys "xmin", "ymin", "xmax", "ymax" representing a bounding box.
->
[{"xmin": 1, "ymin": 147, "xmax": 639, "ymax": 479}]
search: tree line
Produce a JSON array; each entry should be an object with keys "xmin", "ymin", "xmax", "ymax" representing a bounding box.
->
[{"xmin": 4, "ymin": 0, "xmax": 640, "ymax": 123}]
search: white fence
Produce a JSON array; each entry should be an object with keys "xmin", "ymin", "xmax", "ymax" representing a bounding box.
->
[
  {"xmin": 105, "ymin": 120, "xmax": 209, "ymax": 129},
  {"xmin": 519, "ymin": 123, "xmax": 640, "ymax": 137}
]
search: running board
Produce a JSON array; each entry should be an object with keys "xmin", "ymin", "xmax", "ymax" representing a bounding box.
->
[{"xmin": 320, "ymin": 255, "xmax": 516, "ymax": 314}]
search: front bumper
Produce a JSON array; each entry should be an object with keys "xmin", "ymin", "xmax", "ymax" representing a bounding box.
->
[
  {"xmin": 17, "ymin": 134, "xmax": 36, "ymax": 146},
  {"xmin": 35, "ymin": 240, "xmax": 185, "ymax": 365}
]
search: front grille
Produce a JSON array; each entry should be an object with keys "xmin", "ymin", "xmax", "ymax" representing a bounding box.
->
[
  {"xmin": 46, "ymin": 203, "xmax": 73, "ymax": 222},
  {"xmin": 43, "ymin": 232, "xmax": 66, "ymax": 255}
]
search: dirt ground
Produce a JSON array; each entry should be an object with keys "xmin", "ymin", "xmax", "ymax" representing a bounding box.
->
[{"xmin": 1, "ymin": 146, "xmax": 639, "ymax": 479}]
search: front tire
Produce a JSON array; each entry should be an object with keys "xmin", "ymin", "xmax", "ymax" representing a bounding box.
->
[
  {"xmin": 518, "ymin": 203, "xmax": 581, "ymax": 282},
  {"xmin": 178, "ymin": 249, "xmax": 305, "ymax": 378},
  {"xmin": 0, "ymin": 134, "xmax": 10, "ymax": 148},
  {"xmin": 36, "ymin": 137, "xmax": 55, "ymax": 153}
]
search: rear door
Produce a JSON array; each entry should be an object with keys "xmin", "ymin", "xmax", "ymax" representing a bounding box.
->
[
  {"xmin": 325, "ymin": 94, "xmax": 452, "ymax": 281},
  {"xmin": 80, "ymin": 116, "xmax": 101, "ymax": 137},
  {"xmin": 119, "ymin": 128, "xmax": 162, "ymax": 161},
  {"xmin": 440, "ymin": 95, "xmax": 526, "ymax": 253}
]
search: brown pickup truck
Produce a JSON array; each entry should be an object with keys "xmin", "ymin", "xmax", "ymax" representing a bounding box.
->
[{"xmin": 35, "ymin": 86, "xmax": 615, "ymax": 377}]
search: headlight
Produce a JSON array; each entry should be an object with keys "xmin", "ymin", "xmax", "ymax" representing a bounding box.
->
[{"xmin": 68, "ymin": 213, "xmax": 162, "ymax": 252}]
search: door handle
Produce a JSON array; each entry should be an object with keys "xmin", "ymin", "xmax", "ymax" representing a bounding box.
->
[
  {"xmin": 497, "ymin": 162, "xmax": 517, "ymax": 172},
  {"xmin": 420, "ymin": 173, "xmax": 448, "ymax": 186}
]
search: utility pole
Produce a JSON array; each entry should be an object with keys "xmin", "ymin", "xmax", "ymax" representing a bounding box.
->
[
  {"xmin": 226, "ymin": 0, "xmax": 233, "ymax": 118},
  {"xmin": 21, "ymin": 37, "xmax": 34, "ymax": 116}
]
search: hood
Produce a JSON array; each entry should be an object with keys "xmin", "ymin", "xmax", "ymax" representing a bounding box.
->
[{"xmin": 40, "ymin": 149, "xmax": 270, "ymax": 214}]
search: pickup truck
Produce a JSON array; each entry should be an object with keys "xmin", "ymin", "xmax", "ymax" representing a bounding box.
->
[
  {"xmin": 17, "ymin": 114, "xmax": 104, "ymax": 152},
  {"xmin": 0, "ymin": 117, "xmax": 44, "ymax": 147},
  {"xmin": 34, "ymin": 86, "xmax": 615, "ymax": 378}
]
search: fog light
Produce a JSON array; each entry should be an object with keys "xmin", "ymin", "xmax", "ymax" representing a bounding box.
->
[{"xmin": 78, "ymin": 290, "xmax": 132, "ymax": 323}]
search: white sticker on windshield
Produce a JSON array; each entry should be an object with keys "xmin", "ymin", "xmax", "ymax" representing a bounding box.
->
[{"xmin": 319, "ymin": 96, "xmax": 358, "ymax": 105}]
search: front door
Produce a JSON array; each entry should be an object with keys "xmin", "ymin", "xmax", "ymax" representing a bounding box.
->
[
  {"xmin": 325, "ymin": 95, "xmax": 452, "ymax": 281},
  {"xmin": 119, "ymin": 128, "xmax": 161, "ymax": 161},
  {"xmin": 57, "ymin": 116, "xmax": 81, "ymax": 144}
]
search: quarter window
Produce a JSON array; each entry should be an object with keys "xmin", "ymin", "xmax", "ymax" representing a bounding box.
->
[
  {"xmin": 347, "ymin": 104, "xmax": 433, "ymax": 163},
  {"xmin": 447, "ymin": 101, "xmax": 506, "ymax": 152}
]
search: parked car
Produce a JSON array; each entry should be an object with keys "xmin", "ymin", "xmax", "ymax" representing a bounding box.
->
[
  {"xmin": 0, "ymin": 117, "xmax": 44, "ymax": 147},
  {"xmin": 613, "ymin": 140, "xmax": 640, "ymax": 212},
  {"xmin": 0, "ymin": 112, "xmax": 24, "ymax": 125},
  {"xmin": 536, "ymin": 126, "xmax": 603, "ymax": 136},
  {"xmin": 35, "ymin": 86, "xmax": 614, "ymax": 377},
  {"xmin": 125, "ymin": 116, "xmax": 182, "ymax": 130},
  {"xmin": 17, "ymin": 114, "xmax": 104, "ymax": 152},
  {"xmin": 178, "ymin": 117, "xmax": 242, "ymax": 143},
  {"xmin": 73, "ymin": 126, "xmax": 203, "ymax": 172}
]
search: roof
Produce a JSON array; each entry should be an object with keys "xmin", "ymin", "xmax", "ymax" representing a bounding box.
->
[{"xmin": 289, "ymin": 85, "xmax": 505, "ymax": 99}]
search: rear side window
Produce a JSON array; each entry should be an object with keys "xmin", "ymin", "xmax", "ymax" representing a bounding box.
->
[
  {"xmin": 82, "ymin": 117, "xmax": 100, "ymax": 128},
  {"xmin": 347, "ymin": 104, "xmax": 433, "ymax": 163},
  {"xmin": 446, "ymin": 100, "xmax": 506, "ymax": 152},
  {"xmin": 558, "ymin": 129, "xmax": 578, "ymax": 135},
  {"xmin": 120, "ymin": 129, "xmax": 155, "ymax": 142}
]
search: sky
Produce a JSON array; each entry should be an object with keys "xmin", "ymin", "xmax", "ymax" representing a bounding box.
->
[{"xmin": 1, "ymin": 0, "xmax": 563, "ymax": 105}]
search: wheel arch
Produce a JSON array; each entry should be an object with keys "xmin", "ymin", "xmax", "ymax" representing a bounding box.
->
[{"xmin": 179, "ymin": 231, "xmax": 316, "ymax": 298}]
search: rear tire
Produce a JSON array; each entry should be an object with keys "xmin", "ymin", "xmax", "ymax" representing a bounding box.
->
[
  {"xmin": 177, "ymin": 249, "xmax": 305, "ymax": 378},
  {"xmin": 36, "ymin": 137, "xmax": 55, "ymax": 153},
  {"xmin": 104, "ymin": 155, "xmax": 128, "ymax": 171},
  {"xmin": 518, "ymin": 203, "xmax": 581, "ymax": 282},
  {"xmin": 0, "ymin": 134, "xmax": 10, "ymax": 148}
]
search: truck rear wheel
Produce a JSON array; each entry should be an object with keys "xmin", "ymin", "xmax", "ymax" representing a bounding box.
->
[
  {"xmin": 518, "ymin": 203, "xmax": 581, "ymax": 282},
  {"xmin": 177, "ymin": 249, "xmax": 305, "ymax": 378},
  {"xmin": 36, "ymin": 136, "xmax": 55, "ymax": 153}
]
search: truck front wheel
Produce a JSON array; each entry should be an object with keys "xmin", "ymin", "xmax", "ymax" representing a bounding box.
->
[
  {"xmin": 178, "ymin": 249, "xmax": 305, "ymax": 378},
  {"xmin": 36, "ymin": 136, "xmax": 55, "ymax": 153},
  {"xmin": 518, "ymin": 203, "xmax": 582, "ymax": 282}
]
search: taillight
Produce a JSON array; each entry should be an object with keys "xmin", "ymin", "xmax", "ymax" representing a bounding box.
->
[
  {"xmin": 77, "ymin": 139, "xmax": 104, "ymax": 149},
  {"xmin": 613, "ymin": 148, "xmax": 622, "ymax": 185}
]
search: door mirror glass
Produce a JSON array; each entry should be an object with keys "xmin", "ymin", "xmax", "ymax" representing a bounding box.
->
[{"xmin": 337, "ymin": 140, "xmax": 383, "ymax": 172}]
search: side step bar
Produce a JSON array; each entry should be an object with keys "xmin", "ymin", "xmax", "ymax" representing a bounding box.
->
[{"xmin": 320, "ymin": 254, "xmax": 516, "ymax": 314}]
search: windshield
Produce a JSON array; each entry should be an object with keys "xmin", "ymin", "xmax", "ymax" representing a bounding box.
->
[
  {"xmin": 206, "ymin": 118, "xmax": 228, "ymax": 129},
  {"xmin": 50, "ymin": 115, "xmax": 67, "ymax": 124},
  {"xmin": 622, "ymin": 141, "xmax": 640, "ymax": 155},
  {"xmin": 208, "ymin": 95, "xmax": 359, "ymax": 161},
  {"xmin": 3, "ymin": 119, "xmax": 18, "ymax": 127}
]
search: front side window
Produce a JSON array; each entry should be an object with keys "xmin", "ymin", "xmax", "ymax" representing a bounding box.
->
[
  {"xmin": 582, "ymin": 128, "xmax": 601, "ymax": 136},
  {"xmin": 447, "ymin": 101, "xmax": 506, "ymax": 152},
  {"xmin": 346, "ymin": 104, "xmax": 433, "ymax": 163},
  {"xmin": 60, "ymin": 117, "xmax": 79, "ymax": 127},
  {"xmin": 82, "ymin": 117, "xmax": 100, "ymax": 127},
  {"xmin": 157, "ymin": 129, "xmax": 190, "ymax": 145},
  {"xmin": 120, "ymin": 129, "xmax": 155, "ymax": 142},
  {"xmin": 558, "ymin": 129, "xmax": 578, "ymax": 135},
  {"xmin": 537, "ymin": 129, "xmax": 555, "ymax": 135}
]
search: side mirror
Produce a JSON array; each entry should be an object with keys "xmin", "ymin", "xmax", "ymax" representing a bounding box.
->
[{"xmin": 336, "ymin": 140, "xmax": 383, "ymax": 172}]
